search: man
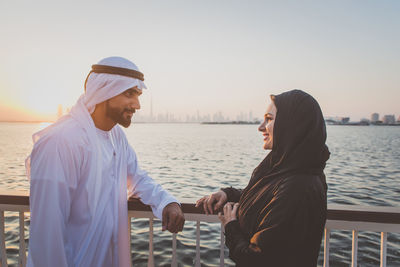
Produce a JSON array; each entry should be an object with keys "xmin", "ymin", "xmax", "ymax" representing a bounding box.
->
[{"xmin": 25, "ymin": 56, "xmax": 185, "ymax": 266}]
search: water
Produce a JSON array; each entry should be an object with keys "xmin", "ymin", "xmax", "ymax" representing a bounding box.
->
[{"xmin": 0, "ymin": 122, "xmax": 399, "ymax": 266}]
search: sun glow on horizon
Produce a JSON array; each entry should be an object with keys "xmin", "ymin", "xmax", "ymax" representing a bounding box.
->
[{"xmin": 0, "ymin": 73, "xmax": 83, "ymax": 121}]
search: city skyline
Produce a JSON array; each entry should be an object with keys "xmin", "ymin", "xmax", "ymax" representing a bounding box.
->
[
  {"xmin": 0, "ymin": 1, "xmax": 399, "ymax": 122},
  {"xmin": 3, "ymin": 103, "xmax": 395, "ymax": 124}
]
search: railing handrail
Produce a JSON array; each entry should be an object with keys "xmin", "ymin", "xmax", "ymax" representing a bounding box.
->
[{"xmin": 1, "ymin": 191, "xmax": 400, "ymax": 224}]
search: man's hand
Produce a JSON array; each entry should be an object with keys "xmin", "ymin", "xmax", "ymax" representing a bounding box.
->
[
  {"xmin": 195, "ymin": 190, "xmax": 228, "ymax": 215},
  {"xmin": 218, "ymin": 202, "xmax": 239, "ymax": 227},
  {"xmin": 162, "ymin": 202, "xmax": 185, "ymax": 233}
]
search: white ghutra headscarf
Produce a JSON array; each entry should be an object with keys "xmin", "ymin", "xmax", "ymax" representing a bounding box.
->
[{"xmin": 84, "ymin": 56, "xmax": 147, "ymax": 114}]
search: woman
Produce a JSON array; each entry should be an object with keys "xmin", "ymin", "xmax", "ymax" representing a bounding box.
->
[{"xmin": 196, "ymin": 90, "xmax": 330, "ymax": 267}]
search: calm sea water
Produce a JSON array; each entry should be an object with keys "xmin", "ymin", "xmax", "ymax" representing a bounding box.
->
[{"xmin": 0, "ymin": 122, "xmax": 399, "ymax": 266}]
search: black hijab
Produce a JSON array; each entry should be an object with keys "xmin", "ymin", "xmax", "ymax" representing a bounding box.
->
[{"xmin": 238, "ymin": 89, "xmax": 330, "ymax": 230}]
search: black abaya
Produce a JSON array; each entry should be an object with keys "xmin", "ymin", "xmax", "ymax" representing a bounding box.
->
[{"xmin": 222, "ymin": 90, "xmax": 330, "ymax": 267}]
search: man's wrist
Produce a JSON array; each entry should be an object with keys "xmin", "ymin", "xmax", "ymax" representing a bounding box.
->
[{"xmin": 168, "ymin": 201, "xmax": 180, "ymax": 206}]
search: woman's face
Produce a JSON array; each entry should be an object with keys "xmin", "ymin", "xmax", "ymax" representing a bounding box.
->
[{"xmin": 258, "ymin": 101, "xmax": 277, "ymax": 150}]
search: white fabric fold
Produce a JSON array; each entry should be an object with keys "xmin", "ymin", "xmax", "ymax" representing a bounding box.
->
[{"xmin": 26, "ymin": 96, "xmax": 103, "ymax": 213}]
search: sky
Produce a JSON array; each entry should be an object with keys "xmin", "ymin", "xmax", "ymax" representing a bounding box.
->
[{"xmin": 0, "ymin": 0, "xmax": 399, "ymax": 122}]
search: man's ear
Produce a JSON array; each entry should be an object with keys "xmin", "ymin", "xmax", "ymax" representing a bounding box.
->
[{"xmin": 92, "ymin": 101, "xmax": 106, "ymax": 115}]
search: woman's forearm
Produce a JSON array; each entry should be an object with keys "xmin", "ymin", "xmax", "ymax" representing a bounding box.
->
[{"xmin": 221, "ymin": 187, "xmax": 242, "ymax": 202}]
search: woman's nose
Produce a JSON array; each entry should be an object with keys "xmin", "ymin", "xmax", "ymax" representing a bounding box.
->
[{"xmin": 258, "ymin": 121, "xmax": 266, "ymax": 132}]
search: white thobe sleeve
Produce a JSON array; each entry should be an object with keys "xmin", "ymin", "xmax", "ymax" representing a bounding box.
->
[
  {"xmin": 28, "ymin": 137, "xmax": 79, "ymax": 267},
  {"xmin": 127, "ymin": 145, "xmax": 179, "ymax": 220}
]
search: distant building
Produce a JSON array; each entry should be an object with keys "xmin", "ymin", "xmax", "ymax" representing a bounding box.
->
[
  {"xmin": 371, "ymin": 113, "xmax": 379, "ymax": 123},
  {"xmin": 397, "ymin": 116, "xmax": 400, "ymax": 123},
  {"xmin": 213, "ymin": 111, "xmax": 226, "ymax": 122},
  {"xmin": 383, "ymin": 115, "xmax": 395, "ymax": 124},
  {"xmin": 324, "ymin": 116, "xmax": 350, "ymax": 125},
  {"xmin": 341, "ymin": 117, "xmax": 350, "ymax": 124},
  {"xmin": 249, "ymin": 111, "xmax": 253, "ymax": 122}
]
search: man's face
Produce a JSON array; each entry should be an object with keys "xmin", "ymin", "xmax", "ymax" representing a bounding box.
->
[{"xmin": 105, "ymin": 87, "xmax": 142, "ymax": 128}]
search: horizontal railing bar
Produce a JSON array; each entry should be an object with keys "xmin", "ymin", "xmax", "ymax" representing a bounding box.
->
[
  {"xmin": 326, "ymin": 220, "xmax": 400, "ymax": 233},
  {"xmin": 328, "ymin": 206, "xmax": 400, "ymax": 224},
  {"xmin": 184, "ymin": 213, "xmax": 220, "ymax": 223},
  {"xmin": 1, "ymin": 192, "xmax": 400, "ymax": 224},
  {"xmin": 96, "ymin": 198, "xmax": 400, "ymax": 225},
  {"xmin": 0, "ymin": 192, "xmax": 29, "ymax": 206},
  {"xmin": 128, "ymin": 198, "xmax": 215, "ymax": 215},
  {"xmin": 328, "ymin": 204, "xmax": 400, "ymax": 213},
  {"xmin": 128, "ymin": 200, "xmax": 400, "ymax": 223},
  {"xmin": 128, "ymin": 211, "xmax": 221, "ymax": 223},
  {"xmin": 0, "ymin": 204, "xmax": 29, "ymax": 212},
  {"xmin": 128, "ymin": 210, "xmax": 154, "ymax": 219}
]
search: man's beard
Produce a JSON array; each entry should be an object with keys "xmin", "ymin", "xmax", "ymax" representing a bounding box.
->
[{"xmin": 105, "ymin": 101, "xmax": 134, "ymax": 128}]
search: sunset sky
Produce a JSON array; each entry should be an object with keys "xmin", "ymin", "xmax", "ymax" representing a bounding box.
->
[{"xmin": 0, "ymin": 0, "xmax": 399, "ymax": 122}]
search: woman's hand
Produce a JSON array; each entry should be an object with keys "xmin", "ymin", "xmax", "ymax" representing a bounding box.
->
[
  {"xmin": 195, "ymin": 190, "xmax": 228, "ymax": 215},
  {"xmin": 218, "ymin": 202, "xmax": 239, "ymax": 226}
]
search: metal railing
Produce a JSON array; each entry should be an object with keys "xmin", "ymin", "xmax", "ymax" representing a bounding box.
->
[
  {"xmin": 324, "ymin": 205, "xmax": 400, "ymax": 267},
  {"xmin": 0, "ymin": 191, "xmax": 400, "ymax": 267}
]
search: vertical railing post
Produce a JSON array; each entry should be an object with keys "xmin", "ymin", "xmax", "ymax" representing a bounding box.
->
[
  {"xmin": 195, "ymin": 221, "xmax": 200, "ymax": 267},
  {"xmin": 0, "ymin": 211, "xmax": 8, "ymax": 267},
  {"xmin": 351, "ymin": 230, "xmax": 358, "ymax": 267},
  {"xmin": 219, "ymin": 223, "xmax": 225, "ymax": 267},
  {"xmin": 380, "ymin": 232, "xmax": 387, "ymax": 267},
  {"xmin": 171, "ymin": 233, "xmax": 177, "ymax": 267},
  {"xmin": 18, "ymin": 212, "xmax": 26, "ymax": 267},
  {"xmin": 323, "ymin": 228, "xmax": 330, "ymax": 267},
  {"xmin": 128, "ymin": 217, "xmax": 132, "ymax": 267},
  {"xmin": 148, "ymin": 218, "xmax": 154, "ymax": 267}
]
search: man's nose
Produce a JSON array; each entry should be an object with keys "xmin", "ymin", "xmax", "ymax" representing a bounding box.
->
[{"xmin": 131, "ymin": 100, "xmax": 140, "ymax": 110}]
